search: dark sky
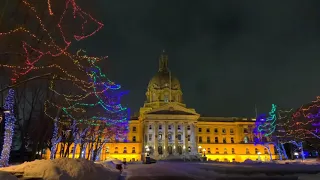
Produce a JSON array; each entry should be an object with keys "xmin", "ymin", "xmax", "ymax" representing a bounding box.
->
[{"xmin": 76, "ymin": 0, "xmax": 320, "ymax": 117}]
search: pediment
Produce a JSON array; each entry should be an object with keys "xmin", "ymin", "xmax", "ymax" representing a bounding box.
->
[{"xmin": 144, "ymin": 103, "xmax": 199, "ymax": 116}]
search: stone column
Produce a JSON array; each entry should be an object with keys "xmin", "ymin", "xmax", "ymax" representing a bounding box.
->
[
  {"xmin": 154, "ymin": 121, "xmax": 159, "ymax": 156},
  {"xmin": 193, "ymin": 123, "xmax": 198, "ymax": 154},
  {"xmin": 143, "ymin": 122, "xmax": 148, "ymax": 151},
  {"xmin": 164, "ymin": 121, "xmax": 169, "ymax": 156},
  {"xmin": 174, "ymin": 122, "xmax": 178, "ymax": 154},
  {"xmin": 184, "ymin": 122, "xmax": 189, "ymax": 154}
]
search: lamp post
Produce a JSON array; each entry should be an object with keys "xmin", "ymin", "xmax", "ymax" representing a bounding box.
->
[
  {"xmin": 257, "ymin": 152, "xmax": 261, "ymax": 161},
  {"xmin": 202, "ymin": 148, "xmax": 206, "ymax": 157},
  {"xmin": 198, "ymin": 145, "xmax": 202, "ymax": 154}
]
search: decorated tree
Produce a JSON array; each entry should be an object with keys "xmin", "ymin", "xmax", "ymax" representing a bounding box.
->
[
  {"xmin": 254, "ymin": 104, "xmax": 277, "ymax": 161},
  {"xmin": 0, "ymin": 0, "xmax": 105, "ymax": 165},
  {"xmin": 59, "ymin": 58, "xmax": 129, "ymax": 161},
  {"xmin": 287, "ymin": 97, "xmax": 320, "ymax": 158}
]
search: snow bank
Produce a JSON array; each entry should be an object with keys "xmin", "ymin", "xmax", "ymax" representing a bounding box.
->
[
  {"xmin": 0, "ymin": 158, "xmax": 119, "ymax": 180},
  {"xmin": 0, "ymin": 171, "xmax": 18, "ymax": 180}
]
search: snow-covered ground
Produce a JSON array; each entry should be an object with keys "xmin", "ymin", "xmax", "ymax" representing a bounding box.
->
[
  {"xmin": 123, "ymin": 159, "xmax": 320, "ymax": 180},
  {"xmin": 0, "ymin": 158, "xmax": 120, "ymax": 180}
]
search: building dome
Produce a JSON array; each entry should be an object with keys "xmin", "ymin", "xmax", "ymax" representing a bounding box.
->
[
  {"xmin": 148, "ymin": 71, "xmax": 180, "ymax": 90},
  {"xmin": 145, "ymin": 50, "xmax": 183, "ymax": 104}
]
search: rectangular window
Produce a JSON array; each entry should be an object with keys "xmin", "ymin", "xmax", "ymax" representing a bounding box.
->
[
  {"xmin": 231, "ymin": 148, "xmax": 235, "ymax": 154},
  {"xmin": 187, "ymin": 125, "xmax": 190, "ymax": 130},
  {"xmin": 214, "ymin": 128, "xmax": 218, "ymax": 133},
  {"xmin": 198, "ymin": 128, "xmax": 202, "ymax": 132},
  {"xmin": 188, "ymin": 135, "xmax": 190, "ymax": 141},
  {"xmin": 178, "ymin": 134, "xmax": 182, "ymax": 141},
  {"xmin": 231, "ymin": 137, "xmax": 234, "ymax": 143},
  {"xmin": 230, "ymin": 129, "xmax": 234, "ymax": 134},
  {"xmin": 149, "ymin": 125, "xmax": 152, "ymax": 130},
  {"xmin": 199, "ymin": 136, "xmax": 202, "ymax": 143},
  {"xmin": 223, "ymin": 137, "xmax": 226, "ymax": 143},
  {"xmin": 132, "ymin": 136, "xmax": 136, "ymax": 142},
  {"xmin": 168, "ymin": 125, "xmax": 171, "ymax": 130},
  {"xmin": 207, "ymin": 137, "xmax": 210, "ymax": 143},
  {"xmin": 222, "ymin": 128, "xmax": 226, "ymax": 134},
  {"xmin": 215, "ymin": 137, "xmax": 218, "ymax": 143},
  {"xmin": 207, "ymin": 148, "xmax": 211, "ymax": 154},
  {"xmin": 206, "ymin": 128, "xmax": 210, "ymax": 133},
  {"xmin": 246, "ymin": 148, "xmax": 250, "ymax": 154},
  {"xmin": 148, "ymin": 134, "xmax": 152, "ymax": 141},
  {"xmin": 159, "ymin": 125, "xmax": 162, "ymax": 130},
  {"xmin": 224, "ymin": 148, "xmax": 227, "ymax": 154},
  {"xmin": 178, "ymin": 125, "xmax": 181, "ymax": 130},
  {"xmin": 132, "ymin": 126, "xmax": 136, "ymax": 132},
  {"xmin": 215, "ymin": 148, "xmax": 219, "ymax": 154},
  {"xmin": 244, "ymin": 128, "xmax": 248, "ymax": 133}
]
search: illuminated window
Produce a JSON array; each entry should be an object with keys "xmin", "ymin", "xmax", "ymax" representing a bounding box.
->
[
  {"xmin": 164, "ymin": 95, "xmax": 169, "ymax": 102},
  {"xmin": 158, "ymin": 134, "xmax": 162, "ymax": 140},
  {"xmin": 224, "ymin": 148, "xmax": 227, "ymax": 154},
  {"xmin": 244, "ymin": 136, "xmax": 248, "ymax": 143}
]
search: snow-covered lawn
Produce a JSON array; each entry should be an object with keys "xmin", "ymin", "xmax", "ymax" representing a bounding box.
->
[
  {"xmin": 0, "ymin": 158, "xmax": 120, "ymax": 180},
  {"xmin": 124, "ymin": 160, "xmax": 320, "ymax": 180}
]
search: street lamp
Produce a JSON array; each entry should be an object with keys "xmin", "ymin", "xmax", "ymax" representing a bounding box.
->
[
  {"xmin": 202, "ymin": 148, "xmax": 206, "ymax": 157},
  {"xmin": 257, "ymin": 152, "xmax": 261, "ymax": 161}
]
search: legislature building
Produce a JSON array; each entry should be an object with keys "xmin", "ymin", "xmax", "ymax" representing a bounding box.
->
[{"xmin": 46, "ymin": 51, "xmax": 276, "ymax": 162}]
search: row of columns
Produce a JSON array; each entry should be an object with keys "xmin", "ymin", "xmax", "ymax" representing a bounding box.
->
[{"xmin": 143, "ymin": 121, "xmax": 197, "ymax": 156}]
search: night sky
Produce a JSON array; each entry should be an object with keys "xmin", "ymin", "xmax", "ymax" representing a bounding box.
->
[{"xmin": 76, "ymin": 0, "xmax": 320, "ymax": 117}]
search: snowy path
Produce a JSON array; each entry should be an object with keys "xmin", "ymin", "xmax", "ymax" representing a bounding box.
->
[{"xmin": 123, "ymin": 162, "xmax": 320, "ymax": 180}]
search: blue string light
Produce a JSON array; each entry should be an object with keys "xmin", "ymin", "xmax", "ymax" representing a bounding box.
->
[{"xmin": 0, "ymin": 89, "xmax": 16, "ymax": 167}]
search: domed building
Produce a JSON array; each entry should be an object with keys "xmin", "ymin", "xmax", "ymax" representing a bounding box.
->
[{"xmin": 46, "ymin": 51, "xmax": 277, "ymax": 163}]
